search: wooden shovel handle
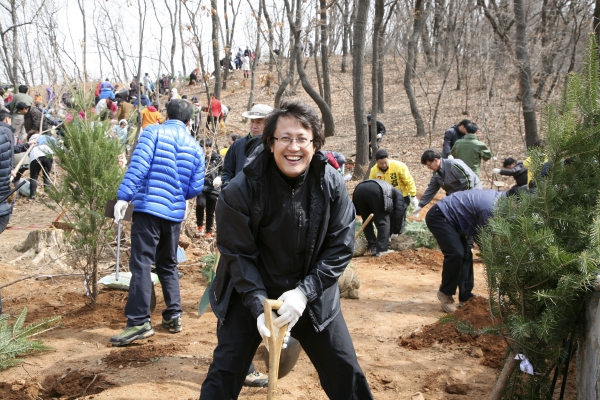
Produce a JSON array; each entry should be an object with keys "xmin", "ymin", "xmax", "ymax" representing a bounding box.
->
[
  {"xmin": 264, "ymin": 299, "xmax": 288, "ymax": 400},
  {"xmin": 355, "ymin": 213, "xmax": 374, "ymax": 240}
]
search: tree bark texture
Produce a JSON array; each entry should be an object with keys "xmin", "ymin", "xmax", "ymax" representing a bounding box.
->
[
  {"xmin": 369, "ymin": 0, "xmax": 383, "ymax": 165},
  {"xmin": 404, "ymin": 0, "xmax": 430, "ymax": 137},
  {"xmin": 211, "ymin": 0, "xmax": 222, "ymax": 98},
  {"xmin": 246, "ymin": 0, "xmax": 263, "ymax": 115},
  {"xmin": 352, "ymin": 0, "xmax": 370, "ymax": 179},
  {"xmin": 319, "ymin": 0, "xmax": 332, "ymax": 107},
  {"xmin": 513, "ymin": 0, "xmax": 538, "ymax": 146}
]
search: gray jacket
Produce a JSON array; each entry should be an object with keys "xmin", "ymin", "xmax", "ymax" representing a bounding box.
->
[{"xmin": 419, "ymin": 158, "xmax": 480, "ymax": 207}]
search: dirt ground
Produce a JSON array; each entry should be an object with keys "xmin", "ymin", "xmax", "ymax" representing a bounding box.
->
[{"xmin": 0, "ymin": 57, "xmax": 576, "ymax": 399}]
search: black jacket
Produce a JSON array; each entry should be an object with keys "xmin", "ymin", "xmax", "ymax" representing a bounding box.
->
[
  {"xmin": 210, "ymin": 147, "xmax": 355, "ymax": 332},
  {"xmin": 364, "ymin": 179, "xmax": 407, "ymax": 234},
  {"xmin": 500, "ymin": 161, "xmax": 528, "ymax": 187},
  {"xmin": 0, "ymin": 126, "xmax": 12, "ymax": 216},
  {"xmin": 203, "ymin": 151, "xmax": 222, "ymax": 196},
  {"xmin": 221, "ymin": 133, "xmax": 260, "ymax": 186},
  {"xmin": 24, "ymin": 107, "xmax": 51, "ymax": 134},
  {"xmin": 442, "ymin": 125, "xmax": 465, "ymax": 159}
]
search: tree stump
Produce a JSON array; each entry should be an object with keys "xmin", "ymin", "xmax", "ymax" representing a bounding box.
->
[
  {"xmin": 389, "ymin": 234, "xmax": 415, "ymax": 251},
  {"xmin": 14, "ymin": 228, "xmax": 66, "ymax": 253}
]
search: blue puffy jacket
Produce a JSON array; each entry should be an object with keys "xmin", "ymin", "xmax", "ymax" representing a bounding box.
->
[
  {"xmin": 117, "ymin": 120, "xmax": 205, "ymax": 222},
  {"xmin": 99, "ymin": 87, "xmax": 115, "ymax": 100}
]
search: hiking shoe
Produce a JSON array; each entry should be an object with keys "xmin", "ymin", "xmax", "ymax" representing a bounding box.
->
[
  {"xmin": 197, "ymin": 226, "xmax": 204, "ymax": 234},
  {"xmin": 109, "ymin": 322, "xmax": 154, "ymax": 346},
  {"xmin": 244, "ymin": 370, "xmax": 268, "ymax": 388},
  {"xmin": 370, "ymin": 248, "xmax": 378, "ymax": 257},
  {"xmin": 457, "ymin": 294, "xmax": 476, "ymax": 309},
  {"xmin": 162, "ymin": 316, "xmax": 182, "ymax": 333},
  {"xmin": 437, "ymin": 290, "xmax": 457, "ymax": 313},
  {"xmin": 205, "ymin": 232, "xmax": 212, "ymax": 239},
  {"xmin": 376, "ymin": 250, "xmax": 394, "ymax": 257}
]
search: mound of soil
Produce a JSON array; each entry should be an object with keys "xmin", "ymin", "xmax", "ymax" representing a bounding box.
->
[
  {"xmin": 399, "ymin": 296, "xmax": 506, "ymax": 368},
  {"xmin": 0, "ymin": 381, "xmax": 39, "ymax": 399},
  {"xmin": 363, "ymin": 248, "xmax": 444, "ymax": 269},
  {"xmin": 41, "ymin": 370, "xmax": 113, "ymax": 399},
  {"xmin": 103, "ymin": 342, "xmax": 185, "ymax": 367}
]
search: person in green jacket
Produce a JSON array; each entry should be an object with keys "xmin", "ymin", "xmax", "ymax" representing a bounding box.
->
[{"xmin": 450, "ymin": 123, "xmax": 492, "ymax": 177}]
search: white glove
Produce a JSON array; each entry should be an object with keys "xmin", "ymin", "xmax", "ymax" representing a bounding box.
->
[
  {"xmin": 410, "ymin": 196, "xmax": 419, "ymax": 209},
  {"xmin": 113, "ymin": 200, "xmax": 129, "ymax": 223},
  {"xmin": 274, "ymin": 288, "xmax": 307, "ymax": 330},
  {"xmin": 257, "ymin": 312, "xmax": 290, "ymax": 352},
  {"xmin": 213, "ymin": 176, "xmax": 222, "ymax": 188},
  {"xmin": 390, "ymin": 234, "xmax": 399, "ymax": 239},
  {"xmin": 376, "ymin": 133, "xmax": 382, "ymax": 139},
  {"xmin": 447, "ymin": 155, "xmax": 454, "ymax": 159},
  {"xmin": 412, "ymin": 206, "xmax": 422, "ymax": 217},
  {"xmin": 492, "ymin": 168, "xmax": 501, "ymax": 174}
]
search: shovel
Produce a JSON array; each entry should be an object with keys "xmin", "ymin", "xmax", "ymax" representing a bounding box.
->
[
  {"xmin": 102, "ymin": 200, "xmax": 157, "ymax": 312},
  {"xmin": 264, "ymin": 299, "xmax": 288, "ymax": 400},
  {"xmin": 355, "ymin": 213, "xmax": 374, "ymax": 240}
]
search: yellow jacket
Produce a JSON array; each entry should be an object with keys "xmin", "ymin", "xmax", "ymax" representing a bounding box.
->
[
  {"xmin": 141, "ymin": 108, "xmax": 163, "ymax": 129},
  {"xmin": 369, "ymin": 160, "xmax": 416, "ymax": 197}
]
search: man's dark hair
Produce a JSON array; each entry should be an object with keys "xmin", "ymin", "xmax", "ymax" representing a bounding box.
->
[
  {"xmin": 152, "ymin": 102, "xmax": 159, "ymax": 108},
  {"xmin": 421, "ymin": 149, "xmax": 441, "ymax": 165},
  {"xmin": 105, "ymin": 78, "xmax": 109, "ymax": 81},
  {"xmin": 228, "ymin": 133, "xmax": 240, "ymax": 142},
  {"xmin": 374, "ymin": 149, "xmax": 389, "ymax": 160},
  {"xmin": 366, "ymin": 115, "xmax": 372, "ymax": 122},
  {"xmin": 0, "ymin": 111, "xmax": 10, "ymax": 121},
  {"xmin": 0, "ymin": 87, "xmax": 4, "ymax": 96},
  {"xmin": 458, "ymin": 119, "xmax": 471, "ymax": 127},
  {"xmin": 503, "ymin": 157, "xmax": 517, "ymax": 168},
  {"xmin": 16, "ymin": 102, "xmax": 29, "ymax": 111},
  {"xmin": 466, "ymin": 122, "xmax": 478, "ymax": 134},
  {"xmin": 18, "ymin": 85, "xmax": 28, "ymax": 94},
  {"xmin": 261, "ymin": 99, "xmax": 324, "ymax": 151},
  {"xmin": 166, "ymin": 99, "xmax": 194, "ymax": 124},
  {"xmin": 199, "ymin": 138, "xmax": 213, "ymax": 147}
]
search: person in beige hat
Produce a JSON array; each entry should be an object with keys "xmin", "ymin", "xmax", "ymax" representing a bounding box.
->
[{"xmin": 221, "ymin": 103, "xmax": 273, "ymax": 188}]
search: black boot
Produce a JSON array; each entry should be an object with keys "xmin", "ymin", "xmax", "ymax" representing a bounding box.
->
[{"xmin": 29, "ymin": 179, "xmax": 37, "ymax": 200}]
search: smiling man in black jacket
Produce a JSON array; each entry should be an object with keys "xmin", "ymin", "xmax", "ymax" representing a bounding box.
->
[{"xmin": 200, "ymin": 100, "xmax": 373, "ymax": 399}]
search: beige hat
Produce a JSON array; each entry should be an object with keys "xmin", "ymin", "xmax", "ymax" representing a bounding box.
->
[{"xmin": 242, "ymin": 103, "xmax": 273, "ymax": 119}]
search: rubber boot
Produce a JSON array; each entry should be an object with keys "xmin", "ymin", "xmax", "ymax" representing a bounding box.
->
[{"xmin": 29, "ymin": 179, "xmax": 38, "ymax": 199}]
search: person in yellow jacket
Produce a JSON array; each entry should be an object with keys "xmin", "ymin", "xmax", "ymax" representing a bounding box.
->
[
  {"xmin": 369, "ymin": 149, "xmax": 418, "ymax": 232},
  {"xmin": 140, "ymin": 102, "xmax": 163, "ymax": 129}
]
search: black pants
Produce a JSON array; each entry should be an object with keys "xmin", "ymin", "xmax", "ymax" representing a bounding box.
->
[
  {"xmin": 0, "ymin": 213, "xmax": 10, "ymax": 234},
  {"xmin": 125, "ymin": 212, "xmax": 182, "ymax": 326},
  {"xmin": 29, "ymin": 156, "xmax": 53, "ymax": 197},
  {"xmin": 352, "ymin": 181, "xmax": 390, "ymax": 252},
  {"xmin": 200, "ymin": 291, "xmax": 373, "ymax": 400},
  {"xmin": 425, "ymin": 204, "xmax": 474, "ymax": 302},
  {"xmin": 196, "ymin": 192, "xmax": 218, "ymax": 233}
]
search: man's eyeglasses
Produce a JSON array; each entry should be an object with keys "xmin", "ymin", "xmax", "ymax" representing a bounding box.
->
[{"xmin": 273, "ymin": 136, "xmax": 313, "ymax": 147}]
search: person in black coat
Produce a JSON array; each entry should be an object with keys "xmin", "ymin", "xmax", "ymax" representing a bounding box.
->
[
  {"xmin": 200, "ymin": 100, "xmax": 373, "ymax": 400},
  {"xmin": 196, "ymin": 138, "xmax": 222, "ymax": 238},
  {"xmin": 493, "ymin": 157, "xmax": 528, "ymax": 195},
  {"xmin": 441, "ymin": 119, "xmax": 470, "ymax": 159},
  {"xmin": 353, "ymin": 179, "xmax": 407, "ymax": 256}
]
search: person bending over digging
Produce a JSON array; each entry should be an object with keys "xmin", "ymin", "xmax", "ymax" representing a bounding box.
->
[
  {"xmin": 199, "ymin": 100, "xmax": 373, "ymax": 399},
  {"xmin": 110, "ymin": 99, "xmax": 205, "ymax": 346}
]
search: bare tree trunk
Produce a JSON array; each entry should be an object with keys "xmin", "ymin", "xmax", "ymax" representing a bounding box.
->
[
  {"xmin": 404, "ymin": 0, "xmax": 430, "ymax": 137},
  {"xmin": 211, "ymin": 0, "xmax": 222, "ymax": 98},
  {"xmin": 313, "ymin": 21, "xmax": 324, "ymax": 97},
  {"xmin": 341, "ymin": 0, "xmax": 350, "ymax": 73},
  {"xmin": 77, "ymin": 0, "xmax": 87, "ymax": 83},
  {"xmin": 369, "ymin": 0, "xmax": 383, "ymax": 169},
  {"xmin": 319, "ymin": 0, "xmax": 332, "ymax": 107},
  {"xmin": 179, "ymin": 4, "xmax": 186, "ymax": 76},
  {"xmin": 595, "ymin": 0, "xmax": 600, "ymax": 56},
  {"xmin": 352, "ymin": 0, "xmax": 370, "ymax": 179},
  {"xmin": 261, "ymin": 0, "xmax": 275, "ymax": 83},
  {"xmin": 165, "ymin": 0, "xmax": 177, "ymax": 77},
  {"xmin": 246, "ymin": 0, "xmax": 263, "ymax": 114},
  {"xmin": 488, "ymin": 350, "xmax": 519, "ymax": 400},
  {"xmin": 513, "ymin": 0, "xmax": 538, "ymax": 146}
]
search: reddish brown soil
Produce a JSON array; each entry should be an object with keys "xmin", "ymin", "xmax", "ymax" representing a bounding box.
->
[{"xmin": 399, "ymin": 296, "xmax": 507, "ymax": 369}]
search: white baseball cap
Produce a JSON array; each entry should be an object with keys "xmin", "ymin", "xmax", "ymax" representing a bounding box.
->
[{"xmin": 241, "ymin": 104, "xmax": 273, "ymax": 119}]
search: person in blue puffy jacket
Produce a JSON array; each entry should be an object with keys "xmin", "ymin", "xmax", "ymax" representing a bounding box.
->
[{"xmin": 110, "ymin": 99, "xmax": 205, "ymax": 346}]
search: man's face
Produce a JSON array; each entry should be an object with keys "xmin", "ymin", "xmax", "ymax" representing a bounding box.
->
[
  {"xmin": 458, "ymin": 124, "xmax": 468, "ymax": 134},
  {"xmin": 376, "ymin": 158, "xmax": 389, "ymax": 172},
  {"xmin": 250, "ymin": 118, "xmax": 265, "ymax": 136},
  {"xmin": 270, "ymin": 116, "xmax": 315, "ymax": 178},
  {"xmin": 426, "ymin": 158, "xmax": 441, "ymax": 172},
  {"xmin": 120, "ymin": 122, "xmax": 126, "ymax": 128},
  {"xmin": 19, "ymin": 108, "xmax": 27, "ymax": 115},
  {"xmin": 203, "ymin": 145, "xmax": 212, "ymax": 159}
]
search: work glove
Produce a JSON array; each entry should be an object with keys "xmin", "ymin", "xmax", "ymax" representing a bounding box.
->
[
  {"xmin": 412, "ymin": 206, "xmax": 422, "ymax": 217},
  {"xmin": 274, "ymin": 288, "xmax": 307, "ymax": 330},
  {"xmin": 257, "ymin": 312, "xmax": 290, "ymax": 352},
  {"xmin": 410, "ymin": 196, "xmax": 419, "ymax": 210},
  {"xmin": 376, "ymin": 133, "xmax": 382, "ymax": 140},
  {"xmin": 492, "ymin": 168, "xmax": 501, "ymax": 174},
  {"xmin": 447, "ymin": 155, "xmax": 454, "ymax": 159},
  {"xmin": 390, "ymin": 234, "xmax": 399, "ymax": 240},
  {"xmin": 213, "ymin": 176, "xmax": 222, "ymax": 188},
  {"xmin": 113, "ymin": 200, "xmax": 129, "ymax": 223}
]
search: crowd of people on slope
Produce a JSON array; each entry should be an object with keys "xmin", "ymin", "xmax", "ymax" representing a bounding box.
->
[{"xmin": 0, "ymin": 76, "xmax": 540, "ymax": 398}]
